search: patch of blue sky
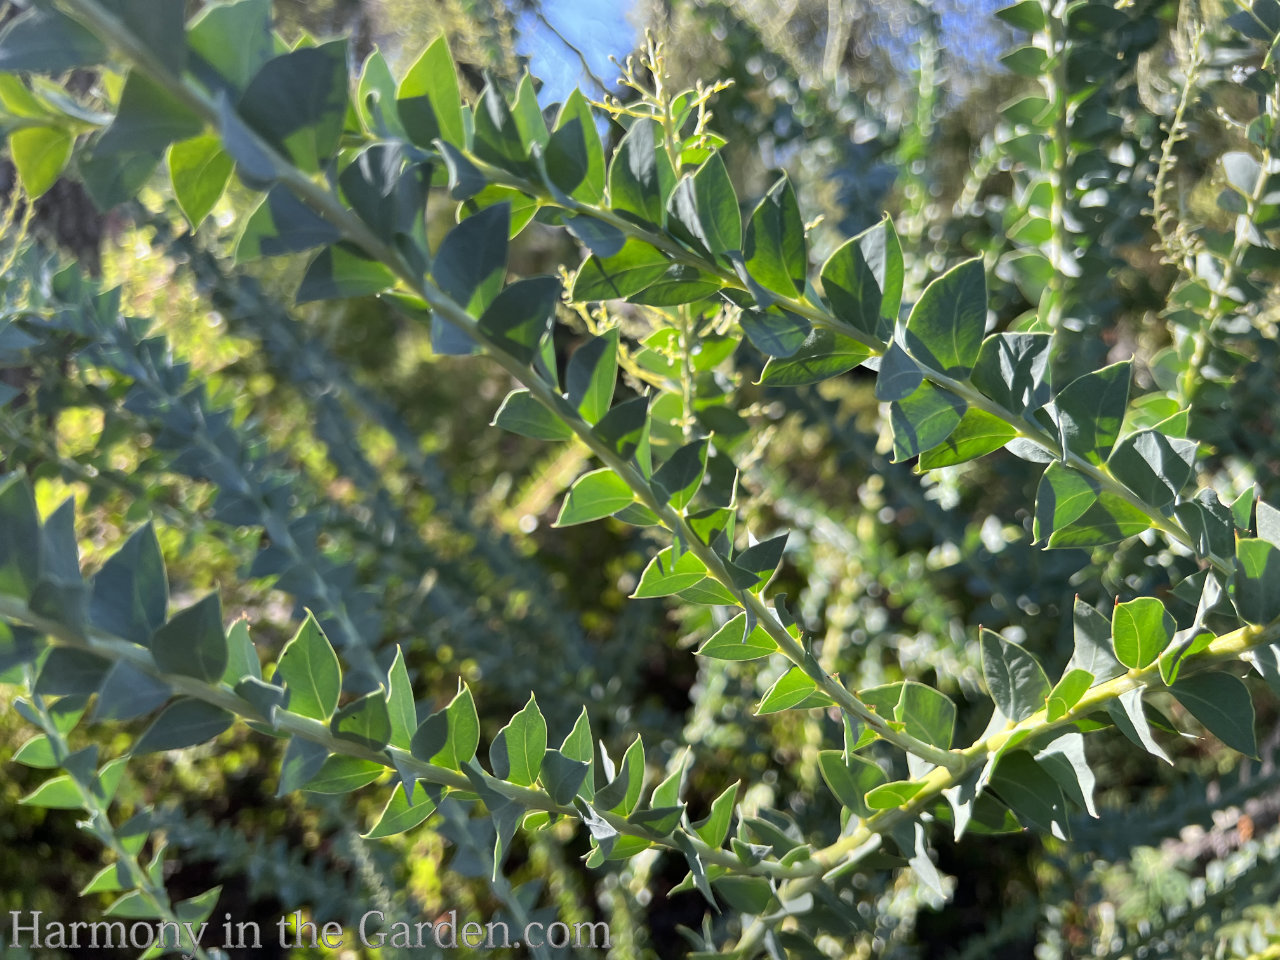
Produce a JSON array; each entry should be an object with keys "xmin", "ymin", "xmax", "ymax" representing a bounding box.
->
[{"xmin": 513, "ymin": 0, "xmax": 638, "ymax": 106}]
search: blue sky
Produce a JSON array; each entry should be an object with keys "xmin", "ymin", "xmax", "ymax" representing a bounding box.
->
[{"xmin": 513, "ymin": 0, "xmax": 637, "ymax": 104}]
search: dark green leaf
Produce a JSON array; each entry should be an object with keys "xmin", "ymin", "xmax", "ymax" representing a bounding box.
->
[
  {"xmin": 92, "ymin": 661, "xmax": 171, "ymax": 723},
  {"xmin": 821, "ymin": 218, "xmax": 901, "ymax": 339},
  {"xmin": 970, "ymin": 332, "xmax": 1051, "ymax": 414},
  {"xmin": 895, "ymin": 680, "xmax": 957, "ymax": 748},
  {"xmin": 412, "ymin": 683, "xmax": 479, "ymax": 770},
  {"xmin": 653, "ymin": 440, "xmax": 708, "ymax": 509},
  {"xmin": 34, "ymin": 648, "xmax": 110, "ymax": 697},
  {"xmin": 694, "ymin": 780, "xmax": 738, "ymax": 847},
  {"xmin": 743, "ymin": 175, "xmax": 807, "ymax": 296},
  {"xmin": 133, "ymin": 699, "xmax": 233, "ymax": 754},
  {"xmin": 667, "ymin": 153, "xmax": 742, "ymax": 260},
  {"xmin": 364, "ymin": 784, "xmax": 437, "ymax": 839},
  {"xmin": 739, "ymin": 309, "xmax": 810, "ymax": 358},
  {"xmin": 566, "ymin": 329, "xmax": 618, "ymax": 425},
  {"xmin": 1046, "ymin": 491, "xmax": 1152, "ymax": 548},
  {"xmin": 478, "ymin": 277, "xmax": 560, "ymax": 366},
  {"xmin": 235, "ymin": 187, "xmax": 341, "ymax": 262},
  {"xmin": 434, "ymin": 201, "xmax": 509, "ymax": 317},
  {"xmin": 757, "ymin": 667, "xmax": 834, "ymax": 714},
  {"xmin": 546, "ymin": 90, "xmax": 604, "ymax": 202},
  {"xmin": 89, "ymin": 523, "xmax": 167, "ymax": 647},
  {"xmin": 1107, "ymin": 688, "xmax": 1172, "ymax": 764},
  {"xmin": 981, "ymin": 628, "xmax": 1050, "ymax": 721},
  {"xmin": 904, "ymin": 259, "xmax": 987, "ymax": 377},
  {"xmin": 633, "ymin": 547, "xmax": 708, "ymax": 598},
  {"xmin": 238, "ymin": 41, "xmax": 349, "ymax": 173},
  {"xmin": 609, "ymin": 118, "xmax": 676, "ymax": 226},
  {"xmin": 277, "ymin": 737, "xmax": 328, "ymax": 796},
  {"xmin": 817, "ymin": 751, "xmax": 886, "ymax": 818},
  {"xmin": 297, "ymin": 244, "xmax": 396, "ymax": 303},
  {"xmin": 1171, "ymin": 672, "xmax": 1257, "ymax": 757},
  {"xmin": 473, "ymin": 82, "xmax": 528, "ymax": 170},
  {"xmin": 1107, "ymin": 430, "xmax": 1197, "ymax": 508},
  {"xmin": 989, "ymin": 752, "xmax": 1069, "ymax": 840},
  {"xmin": 1055, "ymin": 361, "xmax": 1131, "ymax": 464},
  {"xmin": 714, "ymin": 876, "xmax": 774, "ymax": 915},
  {"xmin": 889, "ymin": 381, "xmax": 966, "ymax": 463},
  {"xmin": 541, "ymin": 749, "xmax": 590, "ymax": 805},
  {"xmin": 151, "ymin": 594, "xmax": 228, "ymax": 684},
  {"xmin": 758, "ymin": 328, "xmax": 871, "ymax": 386},
  {"xmin": 1035, "ymin": 732, "xmax": 1097, "ymax": 818},
  {"xmin": 1174, "ymin": 488, "xmax": 1235, "ymax": 559},
  {"xmin": 0, "ymin": 7, "xmax": 106, "ymax": 73},
  {"xmin": 332, "ymin": 691, "xmax": 392, "ymax": 750}
]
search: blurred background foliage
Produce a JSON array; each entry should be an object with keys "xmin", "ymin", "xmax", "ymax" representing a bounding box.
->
[{"xmin": 3, "ymin": 0, "xmax": 1280, "ymax": 956}]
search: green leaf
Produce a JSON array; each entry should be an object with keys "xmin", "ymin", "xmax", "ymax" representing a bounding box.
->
[
  {"xmin": 757, "ymin": 667, "xmax": 834, "ymax": 714},
  {"xmin": 547, "ymin": 89, "xmax": 605, "ymax": 202},
  {"xmin": 555, "ymin": 468, "xmax": 633, "ymax": 526},
  {"xmin": 1055, "ymin": 361, "xmax": 1131, "ymax": 464},
  {"xmin": 397, "ymin": 36, "xmax": 465, "ymax": 148},
  {"xmin": 696, "ymin": 613, "xmax": 778, "ymax": 660},
  {"xmin": 889, "ymin": 381, "xmax": 966, "ymax": 463},
  {"xmin": 609, "ymin": 117, "xmax": 675, "ymax": 226},
  {"xmin": 566, "ymin": 329, "xmax": 618, "ymax": 425},
  {"xmin": 151, "ymin": 594, "xmax": 228, "ymax": 684},
  {"xmin": 296, "ymin": 244, "xmax": 396, "ymax": 303},
  {"xmin": 0, "ymin": 475, "xmax": 40, "ymax": 600},
  {"xmin": 1170, "ymin": 672, "xmax": 1257, "ymax": 757},
  {"xmin": 1107, "ymin": 687, "xmax": 1172, "ymax": 765},
  {"xmin": 332, "ymin": 691, "xmax": 392, "ymax": 750},
  {"xmin": 904, "ymin": 259, "xmax": 987, "ymax": 377},
  {"xmin": 561, "ymin": 707, "xmax": 595, "ymax": 801},
  {"xmin": 490, "ymin": 695, "xmax": 547, "ymax": 786},
  {"xmin": 1045, "ymin": 668, "xmax": 1093, "ymax": 721},
  {"xmin": 20, "ymin": 775, "xmax": 85, "ymax": 810},
  {"xmin": 541, "ymin": 748, "xmax": 590, "ymax": 805},
  {"xmin": 653, "ymin": 440, "xmax": 709, "ymax": 509},
  {"xmin": 433, "ymin": 201, "xmax": 510, "ymax": 319},
  {"xmin": 758, "ymin": 328, "xmax": 871, "ymax": 386},
  {"xmin": 918, "ymin": 408, "xmax": 1017, "ymax": 470},
  {"xmin": 13, "ymin": 735, "xmax": 58, "ymax": 769},
  {"xmin": 572, "ymin": 238, "xmax": 669, "ymax": 301},
  {"xmin": 238, "ymin": 41, "xmax": 349, "ymax": 173},
  {"xmin": 1174, "ymin": 488, "xmax": 1235, "ymax": 559},
  {"xmin": 714, "ymin": 876, "xmax": 774, "ymax": 915},
  {"xmin": 10, "ymin": 125, "xmax": 73, "ymax": 199},
  {"xmin": 633, "ymin": 547, "xmax": 708, "ymax": 598},
  {"xmin": 996, "ymin": 0, "xmax": 1047, "ymax": 30},
  {"xmin": 667, "ymin": 153, "xmax": 742, "ymax": 261},
  {"xmin": 478, "ymin": 276, "xmax": 560, "ymax": 367},
  {"xmin": 694, "ymin": 781, "xmax": 738, "ymax": 847},
  {"xmin": 363, "ymin": 783, "xmax": 437, "ymax": 839},
  {"xmin": 1111, "ymin": 597, "xmax": 1174, "ymax": 670},
  {"xmin": 1001, "ymin": 45, "xmax": 1049, "ymax": 76},
  {"xmin": 1035, "ymin": 732, "xmax": 1097, "ymax": 818},
  {"xmin": 235, "ymin": 186, "xmax": 341, "ymax": 262},
  {"xmin": 303, "ymin": 756, "xmax": 384, "ymax": 794},
  {"xmin": 739, "ymin": 308, "xmax": 810, "ymax": 358},
  {"xmin": 473, "ymin": 82, "xmax": 528, "ymax": 170},
  {"xmin": 981, "ymin": 628, "xmax": 1051, "ymax": 722},
  {"xmin": 222, "ymin": 619, "xmax": 261, "ymax": 684},
  {"xmin": 1046, "ymin": 490, "xmax": 1153, "ymax": 548},
  {"xmin": 1235, "ymin": 538, "xmax": 1280, "ymax": 623},
  {"xmin": 821, "ymin": 218, "xmax": 901, "ymax": 339},
  {"xmin": 0, "ymin": 8, "xmax": 106, "ymax": 74},
  {"xmin": 93, "ymin": 661, "xmax": 172, "ymax": 723},
  {"xmin": 187, "ymin": 0, "xmax": 274, "ymax": 95},
  {"xmin": 1107, "ymin": 430, "xmax": 1197, "ymax": 508},
  {"xmin": 743, "ymin": 175, "xmax": 807, "ymax": 296},
  {"xmin": 90, "ymin": 523, "xmax": 167, "ymax": 648},
  {"xmin": 864, "ymin": 780, "xmax": 926, "ymax": 810},
  {"xmin": 491, "ymin": 389, "xmax": 574, "ymax": 441},
  {"xmin": 970, "ymin": 332, "xmax": 1051, "ymax": 413},
  {"xmin": 168, "ymin": 135, "xmax": 233, "ymax": 229},
  {"xmin": 276, "ymin": 737, "xmax": 328, "ymax": 796},
  {"xmin": 133, "ymin": 699, "xmax": 233, "ymax": 754},
  {"xmin": 895, "ymin": 681, "xmax": 956, "ymax": 748},
  {"xmin": 34, "ymin": 647, "xmax": 110, "ymax": 697},
  {"xmin": 385, "ymin": 648, "xmax": 416, "ymax": 750},
  {"xmin": 273, "ymin": 612, "xmax": 341, "ymax": 721},
  {"xmin": 817, "ymin": 751, "xmax": 886, "ymax": 818},
  {"xmin": 989, "ymin": 752, "xmax": 1069, "ymax": 840},
  {"xmin": 412, "ymin": 683, "xmax": 479, "ymax": 770}
]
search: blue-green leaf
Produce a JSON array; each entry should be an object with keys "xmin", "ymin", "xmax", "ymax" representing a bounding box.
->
[
  {"xmin": 151, "ymin": 594, "xmax": 228, "ymax": 684},
  {"xmin": 981, "ymin": 628, "xmax": 1050, "ymax": 722},
  {"xmin": 273, "ymin": 612, "xmax": 341, "ymax": 721},
  {"xmin": 1171, "ymin": 672, "xmax": 1257, "ymax": 758},
  {"xmin": 133, "ymin": 699, "xmax": 233, "ymax": 754},
  {"xmin": 904, "ymin": 259, "xmax": 987, "ymax": 377}
]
